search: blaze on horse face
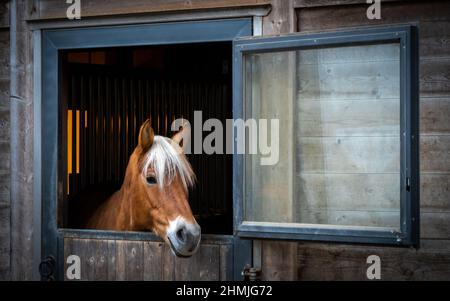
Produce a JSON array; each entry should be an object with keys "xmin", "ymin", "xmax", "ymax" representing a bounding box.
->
[{"xmin": 138, "ymin": 120, "xmax": 200, "ymax": 257}]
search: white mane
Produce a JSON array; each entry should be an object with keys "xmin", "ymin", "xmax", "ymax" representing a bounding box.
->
[{"xmin": 141, "ymin": 136, "xmax": 195, "ymax": 190}]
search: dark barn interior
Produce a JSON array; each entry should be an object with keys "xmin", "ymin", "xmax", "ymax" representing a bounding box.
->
[{"xmin": 61, "ymin": 42, "xmax": 233, "ymax": 234}]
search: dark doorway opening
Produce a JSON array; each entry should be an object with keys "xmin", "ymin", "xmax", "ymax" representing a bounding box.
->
[{"xmin": 61, "ymin": 42, "xmax": 233, "ymax": 235}]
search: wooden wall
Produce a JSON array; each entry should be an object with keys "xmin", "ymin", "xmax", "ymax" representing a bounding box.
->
[
  {"xmin": 0, "ymin": 1, "xmax": 10, "ymax": 281},
  {"xmin": 254, "ymin": 0, "xmax": 450, "ymax": 280},
  {"xmin": 27, "ymin": 0, "xmax": 270, "ymax": 20},
  {"xmin": 64, "ymin": 236, "xmax": 233, "ymax": 281}
]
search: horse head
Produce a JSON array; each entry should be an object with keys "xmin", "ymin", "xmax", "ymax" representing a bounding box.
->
[{"xmin": 132, "ymin": 119, "xmax": 200, "ymax": 257}]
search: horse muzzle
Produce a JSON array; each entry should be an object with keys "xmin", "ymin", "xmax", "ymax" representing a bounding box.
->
[{"xmin": 166, "ymin": 217, "xmax": 201, "ymax": 257}]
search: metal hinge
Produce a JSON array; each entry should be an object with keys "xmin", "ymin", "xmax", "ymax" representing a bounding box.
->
[
  {"xmin": 242, "ymin": 264, "xmax": 262, "ymax": 281},
  {"xmin": 39, "ymin": 255, "xmax": 56, "ymax": 281}
]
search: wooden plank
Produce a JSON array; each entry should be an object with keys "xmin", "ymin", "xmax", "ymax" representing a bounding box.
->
[
  {"xmin": 297, "ymin": 1, "xmax": 450, "ymax": 32},
  {"xmin": 0, "ymin": 172, "xmax": 9, "ymax": 203},
  {"xmin": 63, "ymin": 238, "xmax": 73, "ymax": 281},
  {"xmin": 64, "ymin": 238, "xmax": 95, "ymax": 280},
  {"xmin": 421, "ymin": 98, "xmax": 450, "ymax": 135},
  {"xmin": 261, "ymin": 241, "xmax": 298, "ymax": 280},
  {"xmin": 421, "ymin": 173, "xmax": 450, "ymax": 213},
  {"xmin": 0, "ymin": 80, "xmax": 9, "ymax": 109},
  {"xmin": 34, "ymin": 0, "xmax": 270, "ymax": 20},
  {"xmin": 10, "ymin": 0, "xmax": 35, "ymax": 281},
  {"xmin": 420, "ymin": 59, "xmax": 450, "ymax": 98},
  {"xmin": 298, "ymin": 99, "xmax": 399, "ymax": 137},
  {"xmin": 219, "ymin": 244, "xmax": 233, "ymax": 281},
  {"xmin": 0, "ymin": 30, "xmax": 10, "ymax": 80},
  {"xmin": 116, "ymin": 240, "xmax": 144, "ymax": 281},
  {"xmin": 174, "ymin": 244, "xmax": 221, "ymax": 281},
  {"xmin": 297, "ymin": 239, "xmax": 450, "ymax": 280},
  {"xmin": 247, "ymin": 50, "xmax": 295, "ymax": 223},
  {"xmin": 162, "ymin": 243, "xmax": 175, "ymax": 280},
  {"xmin": 297, "ymin": 209, "xmax": 399, "ymax": 228},
  {"xmin": 420, "ymin": 20, "xmax": 450, "ymax": 59},
  {"xmin": 421, "ymin": 135, "xmax": 450, "ymax": 173},
  {"xmin": 296, "ymin": 173, "xmax": 399, "ymax": 211},
  {"xmin": 106, "ymin": 240, "xmax": 116, "ymax": 280},
  {"xmin": 298, "ymin": 136, "xmax": 400, "ymax": 173},
  {"xmin": 422, "ymin": 212, "xmax": 450, "ymax": 240},
  {"xmin": 294, "ymin": 0, "xmax": 399, "ymax": 8},
  {"xmin": 64, "ymin": 238, "xmax": 116, "ymax": 280},
  {"xmin": 259, "ymin": 0, "xmax": 298, "ymax": 281},
  {"xmin": 0, "ymin": 107, "xmax": 9, "ymax": 142},
  {"xmin": 0, "ymin": 141, "xmax": 10, "ymax": 172},
  {"xmin": 92, "ymin": 240, "xmax": 109, "ymax": 280},
  {"xmin": 298, "ymin": 43, "xmax": 399, "ymax": 64},
  {"xmin": 262, "ymin": 0, "xmax": 296, "ymax": 34},
  {"xmin": 0, "ymin": 1, "xmax": 9, "ymax": 28},
  {"xmin": 143, "ymin": 241, "xmax": 164, "ymax": 281},
  {"xmin": 0, "ymin": 203, "xmax": 10, "ymax": 280},
  {"xmin": 297, "ymin": 60, "xmax": 400, "ymax": 101}
]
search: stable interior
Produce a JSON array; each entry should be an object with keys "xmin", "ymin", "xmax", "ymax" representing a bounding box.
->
[{"xmin": 60, "ymin": 42, "xmax": 233, "ymax": 235}]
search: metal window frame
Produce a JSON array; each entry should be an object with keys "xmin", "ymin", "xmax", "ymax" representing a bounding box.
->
[
  {"xmin": 232, "ymin": 25, "xmax": 419, "ymax": 247},
  {"xmin": 38, "ymin": 18, "xmax": 254, "ymax": 281}
]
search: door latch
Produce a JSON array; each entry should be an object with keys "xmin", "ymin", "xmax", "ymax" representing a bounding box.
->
[
  {"xmin": 242, "ymin": 264, "xmax": 261, "ymax": 281},
  {"xmin": 39, "ymin": 255, "xmax": 56, "ymax": 281}
]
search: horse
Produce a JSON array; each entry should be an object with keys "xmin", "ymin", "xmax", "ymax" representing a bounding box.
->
[{"xmin": 87, "ymin": 119, "xmax": 201, "ymax": 257}]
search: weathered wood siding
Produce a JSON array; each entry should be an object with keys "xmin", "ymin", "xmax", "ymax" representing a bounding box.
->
[
  {"xmin": 285, "ymin": 0, "xmax": 450, "ymax": 280},
  {"xmin": 0, "ymin": 0, "xmax": 10, "ymax": 281},
  {"xmin": 29, "ymin": 0, "xmax": 270, "ymax": 20},
  {"xmin": 64, "ymin": 236, "xmax": 233, "ymax": 281}
]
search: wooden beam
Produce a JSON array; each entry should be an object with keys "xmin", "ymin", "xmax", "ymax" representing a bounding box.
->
[
  {"xmin": 294, "ymin": 0, "xmax": 404, "ymax": 9},
  {"xmin": 29, "ymin": 0, "xmax": 271, "ymax": 20}
]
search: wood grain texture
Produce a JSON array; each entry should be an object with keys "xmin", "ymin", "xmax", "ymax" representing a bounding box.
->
[
  {"xmin": 420, "ymin": 59, "xmax": 450, "ymax": 97},
  {"xmin": 420, "ymin": 173, "xmax": 450, "ymax": 213},
  {"xmin": 261, "ymin": 240, "xmax": 298, "ymax": 280},
  {"xmin": 63, "ymin": 237, "xmax": 233, "ymax": 280},
  {"xmin": 32, "ymin": 0, "xmax": 270, "ymax": 20},
  {"xmin": 420, "ymin": 135, "xmax": 450, "ymax": 173},
  {"xmin": 0, "ymin": 203, "xmax": 10, "ymax": 280},
  {"xmin": 297, "ymin": 240, "xmax": 450, "ymax": 280},
  {"xmin": 296, "ymin": 173, "xmax": 400, "ymax": 211},
  {"xmin": 294, "ymin": 0, "xmax": 399, "ymax": 8},
  {"xmin": 297, "ymin": 1, "xmax": 450, "ymax": 32},
  {"xmin": 9, "ymin": 0, "xmax": 35, "ymax": 281},
  {"xmin": 298, "ymin": 136, "xmax": 400, "ymax": 173},
  {"xmin": 257, "ymin": 0, "xmax": 299, "ymax": 281},
  {"xmin": 0, "ymin": 1, "xmax": 9, "ymax": 28},
  {"xmin": 143, "ymin": 241, "xmax": 164, "ymax": 281},
  {"xmin": 421, "ymin": 98, "xmax": 450, "ymax": 135},
  {"xmin": 298, "ymin": 99, "xmax": 400, "ymax": 137},
  {"xmin": 292, "ymin": 0, "xmax": 450, "ymax": 281},
  {"xmin": 0, "ymin": 30, "xmax": 10, "ymax": 80},
  {"xmin": 174, "ymin": 244, "xmax": 221, "ymax": 280}
]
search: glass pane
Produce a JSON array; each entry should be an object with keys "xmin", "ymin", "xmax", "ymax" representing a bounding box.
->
[{"xmin": 244, "ymin": 43, "xmax": 400, "ymax": 230}]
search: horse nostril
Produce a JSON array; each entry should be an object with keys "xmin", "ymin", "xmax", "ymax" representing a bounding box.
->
[{"xmin": 176, "ymin": 228, "xmax": 186, "ymax": 242}]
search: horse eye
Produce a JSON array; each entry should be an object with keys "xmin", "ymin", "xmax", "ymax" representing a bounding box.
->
[{"xmin": 146, "ymin": 176, "xmax": 157, "ymax": 185}]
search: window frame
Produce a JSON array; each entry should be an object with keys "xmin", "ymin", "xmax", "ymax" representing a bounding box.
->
[{"xmin": 232, "ymin": 25, "xmax": 419, "ymax": 246}]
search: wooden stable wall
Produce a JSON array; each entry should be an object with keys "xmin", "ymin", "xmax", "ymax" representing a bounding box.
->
[
  {"xmin": 63, "ymin": 236, "xmax": 234, "ymax": 280},
  {"xmin": 255, "ymin": 0, "xmax": 450, "ymax": 280},
  {"xmin": 0, "ymin": 1, "xmax": 11, "ymax": 281}
]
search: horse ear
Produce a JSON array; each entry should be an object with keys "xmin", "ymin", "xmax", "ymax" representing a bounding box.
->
[
  {"xmin": 172, "ymin": 120, "xmax": 191, "ymax": 149},
  {"xmin": 138, "ymin": 119, "xmax": 154, "ymax": 153}
]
